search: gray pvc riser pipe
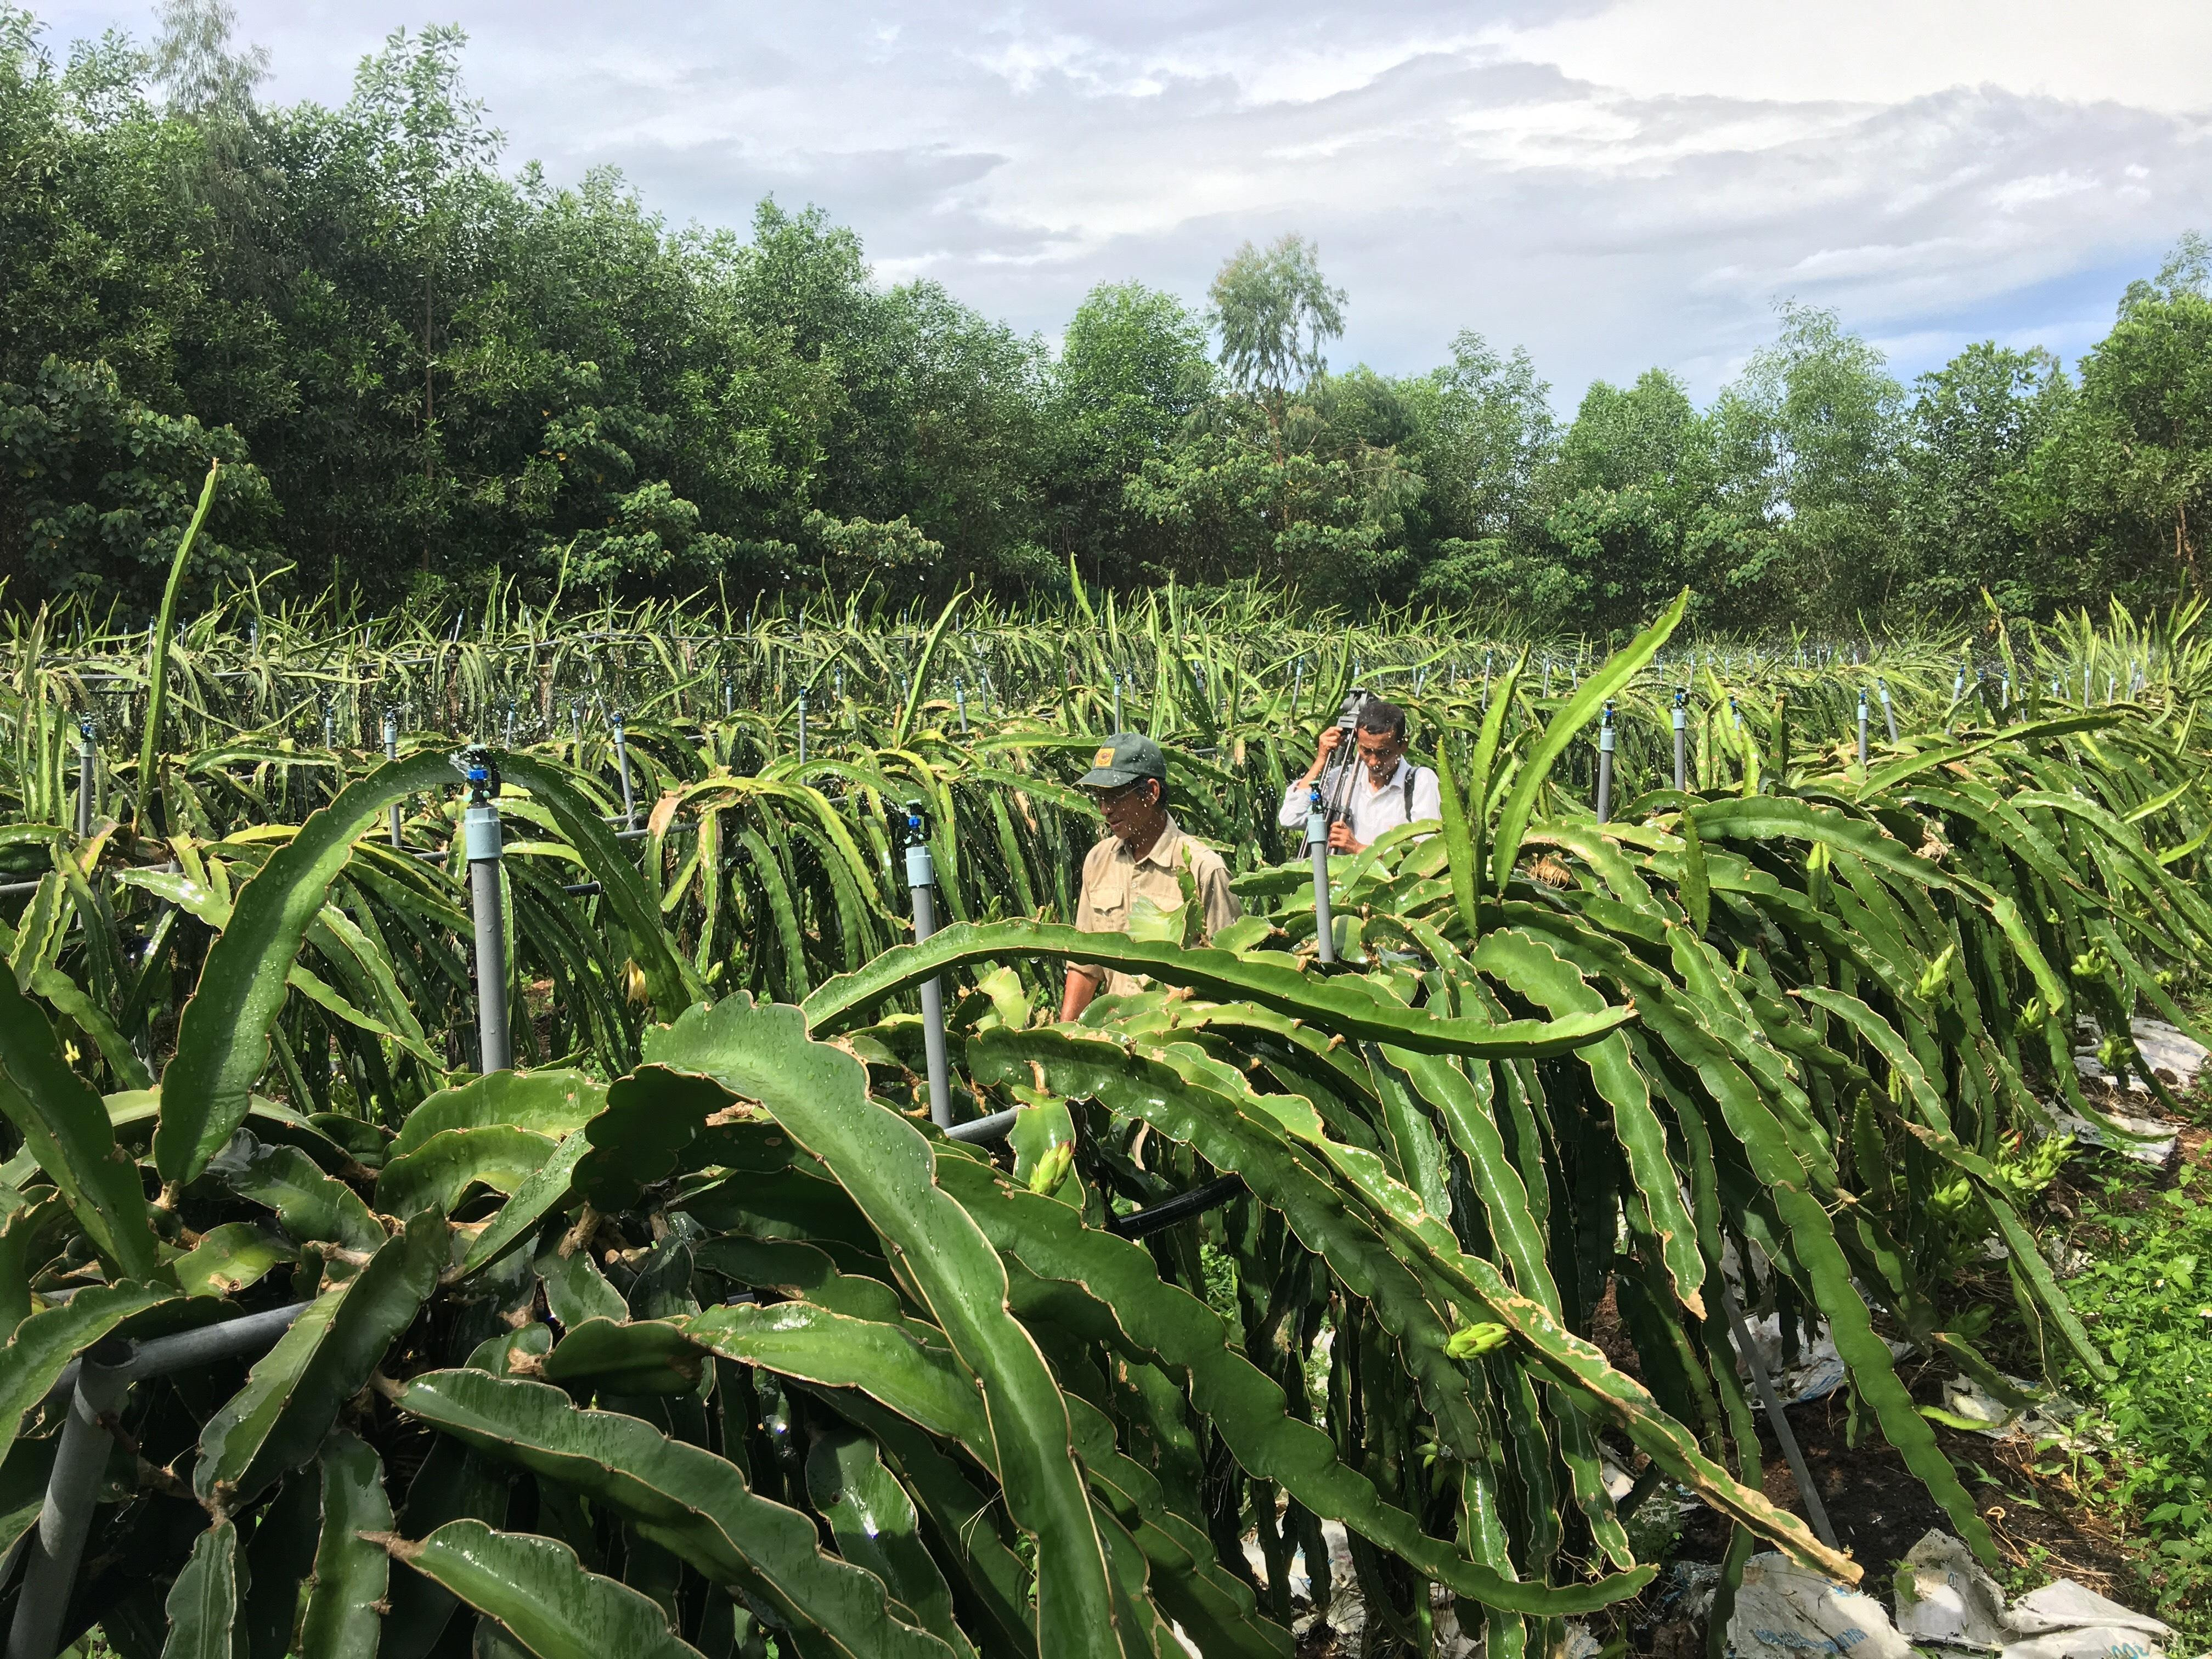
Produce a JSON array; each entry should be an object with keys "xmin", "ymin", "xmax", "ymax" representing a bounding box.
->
[
  {"xmin": 1880, "ymin": 686, "xmax": 1899, "ymax": 745},
  {"xmin": 1858, "ymin": 699, "xmax": 1870, "ymax": 771},
  {"xmin": 906, "ymin": 845, "xmax": 953, "ymax": 1128},
  {"xmin": 1307, "ymin": 809, "xmax": 1336, "ymax": 965},
  {"xmin": 467, "ymin": 804, "xmax": 511, "ymax": 1074},
  {"xmin": 74, "ymin": 742, "xmax": 93, "ymax": 840},
  {"xmin": 10, "ymin": 1304, "xmax": 307, "ymax": 1659},
  {"xmin": 797, "ymin": 696, "xmax": 808, "ymax": 765},
  {"xmin": 1672, "ymin": 708, "xmax": 1688, "ymax": 792},
  {"xmin": 383, "ymin": 716, "xmax": 402, "ymax": 848},
  {"xmin": 1595, "ymin": 725, "xmax": 1615, "ymax": 824},
  {"xmin": 613, "ymin": 721, "xmax": 635, "ymax": 828}
]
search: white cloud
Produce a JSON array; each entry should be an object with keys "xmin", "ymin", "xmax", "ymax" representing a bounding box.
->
[
  {"xmin": 24, "ymin": 0, "xmax": 2212, "ymax": 404},
  {"xmin": 1501, "ymin": 0, "xmax": 2212, "ymax": 115}
]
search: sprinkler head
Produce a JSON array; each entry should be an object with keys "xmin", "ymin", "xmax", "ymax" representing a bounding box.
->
[{"xmin": 452, "ymin": 746, "xmax": 501, "ymax": 805}]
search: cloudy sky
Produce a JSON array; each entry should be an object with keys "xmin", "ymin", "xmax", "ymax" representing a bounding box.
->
[{"xmin": 28, "ymin": 1, "xmax": 2212, "ymax": 405}]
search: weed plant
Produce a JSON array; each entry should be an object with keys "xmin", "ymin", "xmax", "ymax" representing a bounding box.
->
[{"xmin": 2056, "ymin": 1141, "xmax": 2212, "ymax": 1641}]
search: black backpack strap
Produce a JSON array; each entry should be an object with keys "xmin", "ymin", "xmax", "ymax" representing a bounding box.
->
[{"xmin": 1403, "ymin": 769, "xmax": 1416, "ymax": 820}]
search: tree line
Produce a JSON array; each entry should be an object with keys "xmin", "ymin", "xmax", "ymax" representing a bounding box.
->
[{"xmin": 4, "ymin": 3, "xmax": 2210, "ymax": 629}]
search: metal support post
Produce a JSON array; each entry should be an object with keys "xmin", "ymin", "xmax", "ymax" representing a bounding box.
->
[
  {"xmin": 954, "ymin": 678, "xmax": 967, "ymax": 737},
  {"xmin": 7, "ymin": 1344, "xmax": 128, "ymax": 1659},
  {"xmin": 904, "ymin": 833, "xmax": 953, "ymax": 1128},
  {"xmin": 9, "ymin": 1305, "xmax": 307, "ymax": 1659},
  {"xmin": 465, "ymin": 768, "xmax": 511, "ymax": 1075},
  {"xmin": 383, "ymin": 711, "xmax": 402, "ymax": 848},
  {"xmin": 1879, "ymin": 679, "xmax": 1898, "ymax": 744},
  {"xmin": 1595, "ymin": 703, "xmax": 1616, "ymax": 823},
  {"xmin": 1290, "ymin": 657, "xmax": 1302, "ymax": 719},
  {"xmin": 1307, "ymin": 786, "xmax": 1337, "ymax": 966},
  {"xmin": 1672, "ymin": 691, "xmax": 1688, "ymax": 791},
  {"xmin": 612, "ymin": 712, "xmax": 635, "ymax": 829},
  {"xmin": 74, "ymin": 720, "xmax": 94, "ymax": 839},
  {"xmin": 1718, "ymin": 1277, "xmax": 1840, "ymax": 1553},
  {"xmin": 1857, "ymin": 690, "xmax": 1869, "ymax": 774}
]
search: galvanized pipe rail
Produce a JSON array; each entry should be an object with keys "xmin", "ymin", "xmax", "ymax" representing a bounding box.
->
[{"xmin": 8, "ymin": 1303, "xmax": 307, "ymax": 1659}]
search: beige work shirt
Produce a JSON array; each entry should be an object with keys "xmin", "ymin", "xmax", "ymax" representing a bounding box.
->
[{"xmin": 1071, "ymin": 814, "xmax": 1241, "ymax": 997}]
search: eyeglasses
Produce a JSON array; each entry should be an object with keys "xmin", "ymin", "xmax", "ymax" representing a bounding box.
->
[{"xmin": 1090, "ymin": 780, "xmax": 1153, "ymax": 811}]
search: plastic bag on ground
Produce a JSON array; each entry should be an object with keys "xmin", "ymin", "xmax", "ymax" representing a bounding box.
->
[
  {"xmin": 1881, "ymin": 1534, "xmax": 2170, "ymax": 1659},
  {"xmin": 2006, "ymin": 1581, "xmax": 2170, "ymax": 1640},
  {"xmin": 1725, "ymin": 1553, "xmax": 1915, "ymax": 1659},
  {"xmin": 2000, "ymin": 1629, "xmax": 2165, "ymax": 1659},
  {"xmin": 1896, "ymin": 1529, "xmax": 2010, "ymax": 1649}
]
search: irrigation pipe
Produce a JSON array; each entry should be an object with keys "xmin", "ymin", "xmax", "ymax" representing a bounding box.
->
[{"xmin": 1109, "ymin": 1175, "xmax": 1247, "ymax": 1242}]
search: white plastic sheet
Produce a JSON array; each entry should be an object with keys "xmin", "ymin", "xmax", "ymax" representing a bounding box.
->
[{"xmin": 1729, "ymin": 1540, "xmax": 2171, "ymax": 1659}]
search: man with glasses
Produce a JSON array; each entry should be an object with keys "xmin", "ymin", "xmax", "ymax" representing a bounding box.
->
[
  {"xmin": 1060, "ymin": 732, "xmax": 1240, "ymax": 1020},
  {"xmin": 1276, "ymin": 696, "xmax": 1441, "ymax": 855}
]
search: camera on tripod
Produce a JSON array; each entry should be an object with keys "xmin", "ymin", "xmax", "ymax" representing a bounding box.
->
[{"xmin": 1308, "ymin": 687, "xmax": 1373, "ymax": 830}]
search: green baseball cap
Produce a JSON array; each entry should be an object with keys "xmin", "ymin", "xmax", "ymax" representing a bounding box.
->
[{"xmin": 1077, "ymin": 732, "xmax": 1167, "ymax": 790}]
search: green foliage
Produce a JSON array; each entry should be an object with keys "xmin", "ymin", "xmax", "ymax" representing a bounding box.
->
[
  {"xmin": 4, "ymin": 131, "xmax": 2212, "ymax": 1641},
  {"xmin": 2060, "ymin": 1158, "xmax": 2212, "ymax": 1635},
  {"xmin": 1049, "ymin": 282, "xmax": 1215, "ymax": 589},
  {"xmin": 2013, "ymin": 257, "xmax": 2212, "ymax": 610},
  {"xmin": 12, "ymin": 5, "xmax": 2211, "ymax": 622},
  {"xmin": 1896, "ymin": 343, "xmax": 2069, "ymax": 615},
  {"xmin": 1206, "ymin": 233, "xmax": 1346, "ymax": 402}
]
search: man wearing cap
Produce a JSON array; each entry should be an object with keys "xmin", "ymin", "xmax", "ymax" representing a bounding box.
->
[{"xmin": 1060, "ymin": 732, "xmax": 1241, "ymax": 1020}]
